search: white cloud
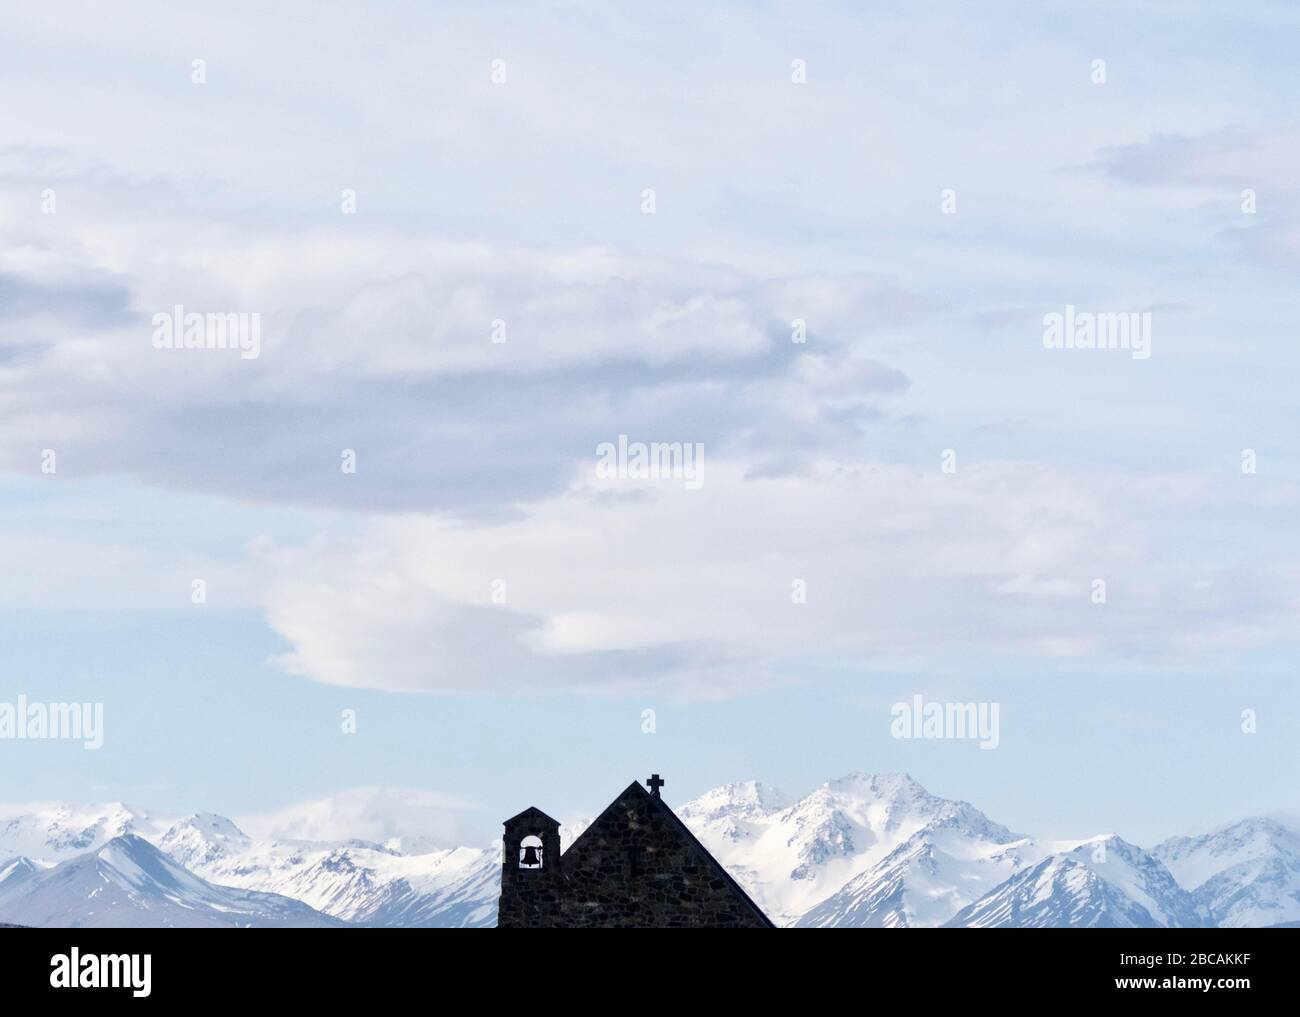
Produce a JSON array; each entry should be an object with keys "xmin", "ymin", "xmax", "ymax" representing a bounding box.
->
[
  {"xmin": 256, "ymin": 459, "xmax": 1300, "ymax": 695},
  {"xmin": 235, "ymin": 786, "xmax": 489, "ymax": 853}
]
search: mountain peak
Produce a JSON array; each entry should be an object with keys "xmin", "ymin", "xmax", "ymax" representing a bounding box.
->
[
  {"xmin": 0, "ymin": 856, "xmax": 40, "ymax": 890},
  {"xmin": 1152, "ymin": 817, "xmax": 1300, "ymax": 927},
  {"xmin": 946, "ymin": 834, "xmax": 1205, "ymax": 929},
  {"xmin": 676, "ymin": 780, "xmax": 791, "ymax": 823},
  {"xmin": 0, "ymin": 833, "xmax": 340, "ymax": 928},
  {"xmin": 98, "ymin": 832, "xmax": 169, "ymax": 861},
  {"xmin": 0, "ymin": 800, "xmax": 170, "ymax": 865},
  {"xmin": 158, "ymin": 813, "xmax": 251, "ymax": 870},
  {"xmin": 181, "ymin": 812, "xmax": 248, "ymax": 840},
  {"xmin": 824, "ymin": 772, "xmax": 928, "ymax": 800}
]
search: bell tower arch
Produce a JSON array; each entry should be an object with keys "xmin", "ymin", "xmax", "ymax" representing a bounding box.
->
[{"xmin": 498, "ymin": 806, "xmax": 563, "ymax": 927}]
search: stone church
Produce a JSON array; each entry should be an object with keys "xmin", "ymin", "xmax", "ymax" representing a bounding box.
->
[{"xmin": 497, "ymin": 775, "xmax": 774, "ymax": 928}]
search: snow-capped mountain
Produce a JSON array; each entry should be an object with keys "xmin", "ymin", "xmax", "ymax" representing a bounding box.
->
[
  {"xmin": 0, "ymin": 856, "xmax": 41, "ymax": 891},
  {"xmin": 0, "ymin": 835, "xmax": 339, "ymax": 928},
  {"xmin": 0, "ymin": 793, "xmax": 501, "ymax": 929},
  {"xmin": 1154, "ymin": 817, "xmax": 1300, "ymax": 928},
  {"xmin": 268, "ymin": 845, "xmax": 499, "ymax": 926},
  {"xmin": 797, "ymin": 823, "xmax": 1037, "ymax": 928},
  {"xmin": 1, "ymin": 776, "xmax": 1294, "ymax": 928},
  {"xmin": 945, "ymin": 835, "xmax": 1207, "ymax": 928},
  {"xmin": 683, "ymin": 772, "xmax": 1026, "ymax": 926},
  {"xmin": 0, "ymin": 801, "xmax": 171, "ymax": 863},
  {"xmin": 155, "ymin": 812, "xmax": 499, "ymax": 928},
  {"xmin": 157, "ymin": 811, "xmax": 251, "ymax": 869}
]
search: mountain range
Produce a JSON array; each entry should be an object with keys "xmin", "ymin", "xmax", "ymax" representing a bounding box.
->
[
  {"xmin": 0, "ymin": 834, "xmax": 339, "ymax": 928},
  {"xmin": 1, "ymin": 775, "xmax": 1296, "ymax": 928}
]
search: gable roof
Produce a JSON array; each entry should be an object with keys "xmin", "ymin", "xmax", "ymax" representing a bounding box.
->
[
  {"xmin": 503, "ymin": 805, "xmax": 561, "ymax": 828},
  {"xmin": 564, "ymin": 780, "xmax": 776, "ymax": 928}
]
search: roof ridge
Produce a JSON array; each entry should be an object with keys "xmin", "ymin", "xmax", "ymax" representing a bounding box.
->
[
  {"xmin": 646, "ymin": 792, "xmax": 776, "ymax": 928},
  {"xmin": 560, "ymin": 781, "xmax": 647, "ymax": 857},
  {"xmin": 503, "ymin": 804, "xmax": 561, "ymax": 827}
]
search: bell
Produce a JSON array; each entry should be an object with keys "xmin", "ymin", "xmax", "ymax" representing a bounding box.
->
[{"xmin": 520, "ymin": 844, "xmax": 543, "ymax": 867}]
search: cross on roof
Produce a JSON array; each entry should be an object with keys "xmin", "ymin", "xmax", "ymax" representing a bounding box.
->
[{"xmin": 647, "ymin": 773, "xmax": 665, "ymax": 798}]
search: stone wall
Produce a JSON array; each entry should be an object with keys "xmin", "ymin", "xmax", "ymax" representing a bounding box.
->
[
  {"xmin": 497, "ymin": 807, "xmax": 565, "ymax": 929},
  {"xmin": 498, "ymin": 784, "xmax": 771, "ymax": 928}
]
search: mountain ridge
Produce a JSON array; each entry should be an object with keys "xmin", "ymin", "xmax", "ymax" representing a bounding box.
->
[
  {"xmin": 1, "ymin": 775, "xmax": 1293, "ymax": 929},
  {"xmin": 0, "ymin": 834, "xmax": 340, "ymax": 928}
]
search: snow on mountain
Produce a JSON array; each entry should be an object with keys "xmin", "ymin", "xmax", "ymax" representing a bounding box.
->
[
  {"xmin": 0, "ymin": 856, "xmax": 41, "ymax": 891},
  {"xmin": 0, "ymin": 801, "xmax": 171, "ymax": 865},
  {"xmin": 680, "ymin": 772, "xmax": 1025, "ymax": 926},
  {"xmin": 158, "ymin": 812, "xmax": 252, "ymax": 870},
  {"xmin": 267, "ymin": 845, "xmax": 499, "ymax": 927},
  {"xmin": 1153, "ymin": 817, "xmax": 1300, "ymax": 928},
  {"xmin": 0, "ymin": 793, "xmax": 501, "ymax": 929},
  {"xmin": 124, "ymin": 773, "xmax": 1028, "ymax": 930},
  {"xmin": 945, "ymin": 835, "xmax": 1207, "ymax": 928},
  {"xmin": 2, "ymin": 778, "xmax": 1295, "ymax": 928},
  {"xmin": 677, "ymin": 780, "xmax": 794, "ymax": 833},
  {"xmin": 797, "ymin": 823, "xmax": 1036, "ymax": 928},
  {"xmin": 0, "ymin": 835, "xmax": 339, "ymax": 928},
  {"xmin": 155, "ymin": 812, "xmax": 499, "ymax": 927}
]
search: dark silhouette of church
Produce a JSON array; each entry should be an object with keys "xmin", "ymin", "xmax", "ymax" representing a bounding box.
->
[{"xmin": 497, "ymin": 774, "xmax": 775, "ymax": 928}]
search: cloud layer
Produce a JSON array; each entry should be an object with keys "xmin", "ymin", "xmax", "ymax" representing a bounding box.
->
[
  {"xmin": 258, "ymin": 461, "xmax": 1298, "ymax": 694},
  {"xmin": 4, "ymin": 2, "xmax": 1299, "ymax": 700}
]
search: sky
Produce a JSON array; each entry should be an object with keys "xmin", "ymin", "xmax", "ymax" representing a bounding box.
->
[{"xmin": 1, "ymin": 1, "xmax": 1299, "ymax": 848}]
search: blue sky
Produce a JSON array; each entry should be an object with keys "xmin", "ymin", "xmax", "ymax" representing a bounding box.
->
[{"xmin": 1, "ymin": 1, "xmax": 1299, "ymax": 846}]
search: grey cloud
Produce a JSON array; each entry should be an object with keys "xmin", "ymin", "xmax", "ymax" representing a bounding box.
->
[
  {"xmin": 63, "ymin": 353, "xmax": 909, "ymax": 517},
  {"xmin": 0, "ymin": 232, "xmax": 921, "ymax": 515},
  {"xmin": 0, "ymin": 273, "xmax": 137, "ymax": 328},
  {"xmin": 1095, "ymin": 123, "xmax": 1300, "ymax": 272},
  {"xmin": 1097, "ymin": 128, "xmax": 1262, "ymax": 188}
]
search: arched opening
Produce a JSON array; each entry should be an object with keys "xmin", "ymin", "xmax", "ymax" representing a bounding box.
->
[{"xmin": 518, "ymin": 834, "xmax": 544, "ymax": 869}]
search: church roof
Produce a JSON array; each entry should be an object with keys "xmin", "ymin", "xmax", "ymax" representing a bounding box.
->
[{"xmin": 564, "ymin": 779, "xmax": 776, "ymax": 928}]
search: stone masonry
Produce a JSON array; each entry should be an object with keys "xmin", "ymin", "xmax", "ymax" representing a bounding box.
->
[{"xmin": 497, "ymin": 776, "xmax": 774, "ymax": 928}]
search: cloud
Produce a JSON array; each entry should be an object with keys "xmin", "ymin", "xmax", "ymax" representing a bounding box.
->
[
  {"xmin": 4, "ymin": 4, "xmax": 1299, "ymax": 710},
  {"xmin": 1096, "ymin": 122, "xmax": 1300, "ymax": 270},
  {"xmin": 0, "ymin": 202, "xmax": 922, "ymax": 514},
  {"xmin": 1098, "ymin": 125, "xmax": 1300, "ymax": 191},
  {"xmin": 256, "ymin": 459, "xmax": 1300, "ymax": 695},
  {"xmin": 235, "ymin": 786, "xmax": 490, "ymax": 852}
]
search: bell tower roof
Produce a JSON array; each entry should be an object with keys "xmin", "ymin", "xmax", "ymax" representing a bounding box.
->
[{"xmin": 503, "ymin": 805, "xmax": 560, "ymax": 828}]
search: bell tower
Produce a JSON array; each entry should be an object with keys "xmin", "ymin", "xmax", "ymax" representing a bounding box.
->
[{"xmin": 497, "ymin": 805, "xmax": 563, "ymax": 928}]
